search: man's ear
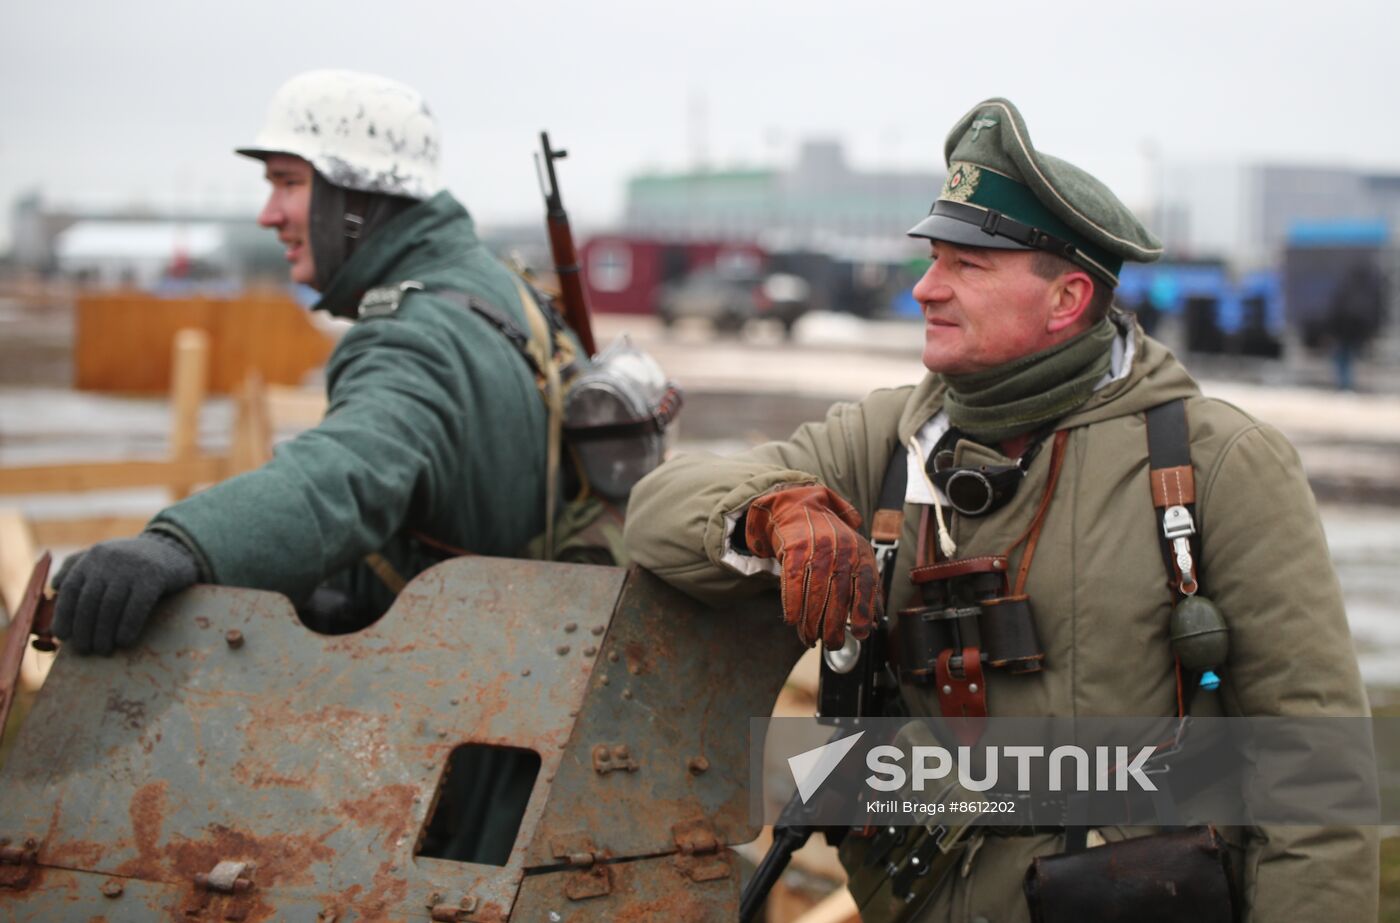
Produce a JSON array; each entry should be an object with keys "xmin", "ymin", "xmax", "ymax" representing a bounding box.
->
[{"xmin": 1046, "ymin": 271, "xmax": 1096, "ymax": 334}]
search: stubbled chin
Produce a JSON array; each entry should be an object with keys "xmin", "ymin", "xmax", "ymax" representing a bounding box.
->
[
  {"xmin": 923, "ymin": 324, "xmax": 959, "ymax": 348},
  {"xmin": 922, "ymin": 330, "xmax": 964, "ymax": 374}
]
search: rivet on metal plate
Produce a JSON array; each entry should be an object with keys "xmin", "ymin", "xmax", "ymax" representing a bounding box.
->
[{"xmin": 591, "ymin": 743, "xmax": 639, "ymax": 774}]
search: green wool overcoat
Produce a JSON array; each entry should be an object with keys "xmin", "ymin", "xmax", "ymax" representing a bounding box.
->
[
  {"xmin": 151, "ymin": 192, "xmax": 548, "ymax": 616},
  {"xmin": 624, "ymin": 320, "xmax": 1376, "ymax": 922}
]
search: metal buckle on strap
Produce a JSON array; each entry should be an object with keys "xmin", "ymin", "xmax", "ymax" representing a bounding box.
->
[
  {"xmin": 872, "ymin": 539, "xmax": 899, "ymax": 578},
  {"xmin": 1162, "ymin": 505, "xmax": 1196, "ymax": 540},
  {"xmin": 1162, "ymin": 505, "xmax": 1198, "ymax": 593}
]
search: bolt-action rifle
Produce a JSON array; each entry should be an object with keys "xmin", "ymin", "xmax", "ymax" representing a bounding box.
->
[{"xmin": 534, "ymin": 132, "xmax": 598, "ymax": 357}]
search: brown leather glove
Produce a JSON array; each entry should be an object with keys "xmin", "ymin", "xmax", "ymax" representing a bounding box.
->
[{"xmin": 744, "ymin": 485, "xmax": 880, "ymax": 649}]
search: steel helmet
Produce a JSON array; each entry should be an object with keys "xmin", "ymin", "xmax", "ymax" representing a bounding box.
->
[{"xmin": 237, "ymin": 69, "xmax": 443, "ymax": 200}]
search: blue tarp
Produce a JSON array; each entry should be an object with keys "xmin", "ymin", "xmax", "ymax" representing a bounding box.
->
[
  {"xmin": 1287, "ymin": 219, "xmax": 1389, "ymax": 248},
  {"xmin": 1119, "ymin": 264, "xmax": 1229, "ymax": 316}
]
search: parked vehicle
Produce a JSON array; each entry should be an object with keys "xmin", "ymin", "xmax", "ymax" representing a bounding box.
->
[{"xmin": 655, "ymin": 268, "xmax": 811, "ymax": 337}]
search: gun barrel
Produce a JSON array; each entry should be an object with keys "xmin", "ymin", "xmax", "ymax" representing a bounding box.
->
[
  {"xmin": 546, "ymin": 218, "xmax": 596, "ymax": 356},
  {"xmin": 739, "ymin": 824, "xmax": 812, "ymax": 923},
  {"xmin": 538, "ymin": 131, "xmax": 597, "ymax": 357}
]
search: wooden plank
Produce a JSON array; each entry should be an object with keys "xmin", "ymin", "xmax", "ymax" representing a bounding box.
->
[
  {"xmin": 74, "ymin": 292, "xmax": 333, "ymax": 395},
  {"xmin": 0, "ymin": 456, "xmax": 227, "ymax": 495},
  {"xmin": 0, "ymin": 509, "xmax": 37, "ymax": 622},
  {"xmin": 211, "ymin": 295, "xmax": 334, "ymax": 393},
  {"xmin": 75, "ymin": 293, "xmax": 216, "ymax": 393},
  {"xmin": 30, "ymin": 516, "xmax": 149, "ymax": 548}
]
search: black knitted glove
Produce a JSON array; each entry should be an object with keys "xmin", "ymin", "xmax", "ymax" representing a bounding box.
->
[{"xmin": 51, "ymin": 532, "xmax": 199, "ymax": 655}]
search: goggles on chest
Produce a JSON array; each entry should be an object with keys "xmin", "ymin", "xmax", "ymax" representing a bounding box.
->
[{"xmin": 927, "ymin": 429, "xmax": 1048, "ymax": 518}]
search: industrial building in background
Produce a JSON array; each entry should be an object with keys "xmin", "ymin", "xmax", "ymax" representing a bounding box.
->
[{"xmin": 5, "ymin": 149, "xmax": 1399, "ymax": 375}]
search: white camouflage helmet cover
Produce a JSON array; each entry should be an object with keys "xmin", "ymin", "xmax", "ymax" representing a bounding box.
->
[{"xmin": 237, "ymin": 69, "xmax": 443, "ymax": 200}]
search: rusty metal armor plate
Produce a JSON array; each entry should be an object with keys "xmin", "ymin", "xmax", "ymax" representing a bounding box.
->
[{"xmin": 0, "ymin": 558, "xmax": 800, "ymax": 921}]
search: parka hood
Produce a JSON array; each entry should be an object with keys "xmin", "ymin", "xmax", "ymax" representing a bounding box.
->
[{"xmin": 313, "ymin": 191, "xmax": 479, "ymax": 318}]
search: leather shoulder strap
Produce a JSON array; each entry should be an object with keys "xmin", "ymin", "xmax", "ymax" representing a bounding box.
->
[
  {"xmin": 872, "ymin": 443, "xmax": 908, "ymax": 602},
  {"xmin": 1145, "ymin": 400, "xmax": 1202, "ymax": 598}
]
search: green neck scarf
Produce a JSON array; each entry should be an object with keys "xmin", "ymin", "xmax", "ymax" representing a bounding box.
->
[{"xmin": 942, "ymin": 318, "xmax": 1117, "ymax": 445}]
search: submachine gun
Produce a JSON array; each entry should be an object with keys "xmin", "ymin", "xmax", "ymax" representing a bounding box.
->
[
  {"xmin": 740, "ymin": 621, "xmax": 900, "ymax": 921},
  {"xmin": 740, "ymin": 453, "xmax": 909, "ymax": 920}
]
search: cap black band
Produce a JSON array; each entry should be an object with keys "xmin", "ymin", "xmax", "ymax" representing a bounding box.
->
[{"xmin": 932, "ymin": 200, "xmax": 1080, "ymax": 264}]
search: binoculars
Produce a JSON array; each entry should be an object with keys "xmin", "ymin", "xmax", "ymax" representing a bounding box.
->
[{"xmin": 894, "ymin": 569, "xmax": 1045, "ymax": 682}]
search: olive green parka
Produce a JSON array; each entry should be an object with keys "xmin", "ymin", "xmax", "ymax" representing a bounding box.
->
[
  {"xmin": 624, "ymin": 318, "xmax": 1376, "ymax": 922},
  {"xmin": 151, "ymin": 192, "xmax": 549, "ymax": 617}
]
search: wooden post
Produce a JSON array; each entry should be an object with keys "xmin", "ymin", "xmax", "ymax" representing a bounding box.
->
[
  {"xmin": 169, "ymin": 328, "xmax": 210, "ymax": 500},
  {"xmin": 228, "ymin": 370, "xmax": 272, "ymax": 477}
]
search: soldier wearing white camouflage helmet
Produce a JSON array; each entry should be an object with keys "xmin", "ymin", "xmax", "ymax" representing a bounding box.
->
[
  {"xmin": 237, "ymin": 70, "xmax": 443, "ymax": 292},
  {"xmin": 53, "ymin": 70, "xmax": 559, "ymax": 682}
]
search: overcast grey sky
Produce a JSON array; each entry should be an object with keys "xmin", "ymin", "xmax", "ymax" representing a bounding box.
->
[{"xmin": 3, "ymin": 0, "xmax": 1400, "ymax": 248}]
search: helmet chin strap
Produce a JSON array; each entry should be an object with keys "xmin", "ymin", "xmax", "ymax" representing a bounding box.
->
[
  {"xmin": 308, "ymin": 171, "xmax": 418, "ymax": 301},
  {"xmin": 343, "ymin": 190, "xmax": 369, "ymax": 254},
  {"xmin": 309, "ymin": 170, "xmax": 353, "ymax": 293}
]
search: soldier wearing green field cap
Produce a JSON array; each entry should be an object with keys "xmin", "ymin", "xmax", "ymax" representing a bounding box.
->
[{"xmin": 625, "ymin": 98, "xmax": 1375, "ymax": 920}]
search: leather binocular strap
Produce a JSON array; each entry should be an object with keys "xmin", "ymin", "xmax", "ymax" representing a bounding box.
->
[
  {"xmin": 920, "ymin": 429, "xmax": 1070, "ymax": 732},
  {"xmin": 910, "ymin": 554, "xmax": 1009, "ymax": 584},
  {"xmin": 1005, "ymin": 429, "xmax": 1070, "ymax": 597}
]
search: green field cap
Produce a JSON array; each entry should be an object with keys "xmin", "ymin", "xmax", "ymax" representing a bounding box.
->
[{"xmin": 908, "ymin": 98, "xmax": 1162, "ymax": 285}]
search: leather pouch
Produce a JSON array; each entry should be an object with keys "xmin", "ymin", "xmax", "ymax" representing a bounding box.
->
[{"xmin": 1023, "ymin": 826, "xmax": 1235, "ymax": 923}]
